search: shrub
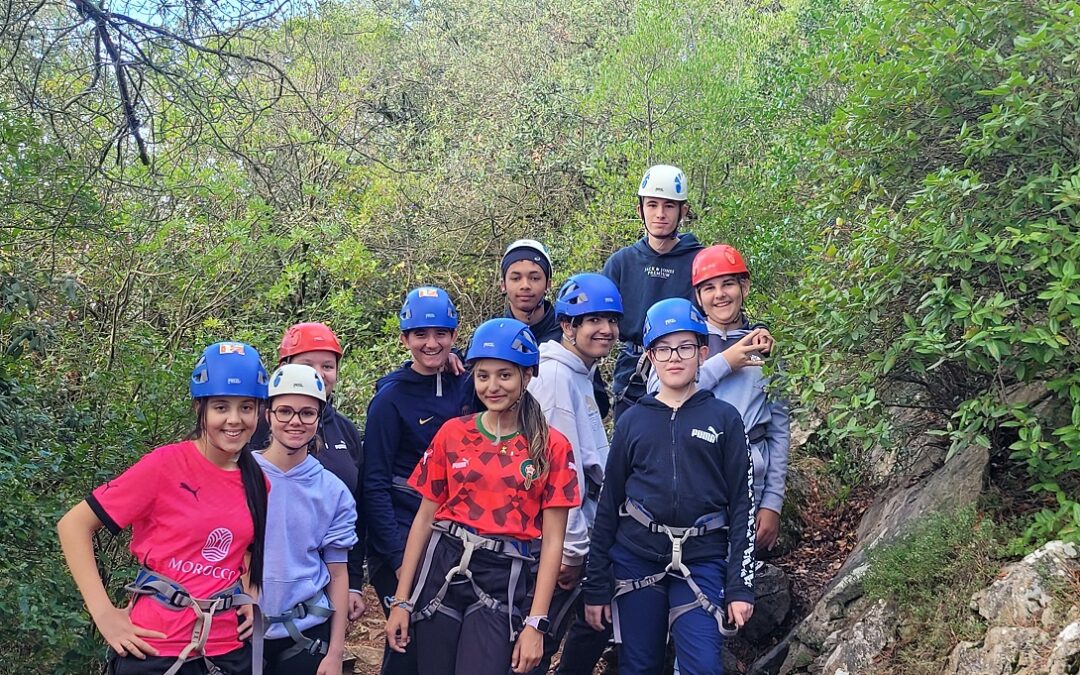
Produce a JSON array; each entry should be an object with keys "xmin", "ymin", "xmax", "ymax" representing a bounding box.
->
[{"xmin": 862, "ymin": 508, "xmax": 1007, "ymax": 673}]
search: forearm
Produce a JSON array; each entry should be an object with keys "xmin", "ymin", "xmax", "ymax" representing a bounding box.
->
[
  {"xmin": 761, "ymin": 400, "xmax": 791, "ymax": 514},
  {"xmin": 699, "ymin": 351, "xmax": 733, "ymax": 391},
  {"xmin": 325, "ymin": 563, "xmax": 349, "ymax": 657},
  {"xmin": 530, "ymin": 508, "xmax": 569, "ymax": 618},
  {"xmin": 392, "ymin": 499, "xmax": 438, "ymax": 601},
  {"xmin": 363, "ymin": 456, "xmax": 407, "ymax": 564},
  {"xmin": 57, "ymin": 501, "xmax": 113, "ymax": 619}
]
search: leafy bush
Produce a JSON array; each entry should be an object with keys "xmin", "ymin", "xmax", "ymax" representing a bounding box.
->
[{"xmin": 779, "ymin": 0, "xmax": 1080, "ymax": 546}]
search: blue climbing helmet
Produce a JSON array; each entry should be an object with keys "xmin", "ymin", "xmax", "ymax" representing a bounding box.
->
[
  {"xmin": 466, "ymin": 318, "xmax": 540, "ymax": 372},
  {"xmin": 190, "ymin": 341, "xmax": 270, "ymax": 400},
  {"xmin": 554, "ymin": 273, "xmax": 624, "ymax": 319},
  {"xmin": 642, "ymin": 298, "xmax": 708, "ymax": 349},
  {"xmin": 399, "ymin": 286, "xmax": 459, "ymax": 332}
]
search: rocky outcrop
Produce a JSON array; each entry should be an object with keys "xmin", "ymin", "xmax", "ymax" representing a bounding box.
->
[
  {"xmin": 748, "ymin": 442, "xmax": 991, "ymax": 675},
  {"xmin": 971, "ymin": 540, "xmax": 1078, "ymax": 628},
  {"xmin": 946, "ymin": 627, "xmax": 1051, "ymax": 674},
  {"xmin": 943, "ymin": 541, "xmax": 1080, "ymax": 675}
]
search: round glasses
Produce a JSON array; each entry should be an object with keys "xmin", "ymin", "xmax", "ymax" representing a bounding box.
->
[
  {"xmin": 649, "ymin": 343, "xmax": 699, "ymax": 362},
  {"xmin": 270, "ymin": 407, "xmax": 320, "ymax": 424}
]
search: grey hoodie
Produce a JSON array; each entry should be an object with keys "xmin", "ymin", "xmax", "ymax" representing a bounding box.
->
[{"xmin": 528, "ymin": 339, "xmax": 610, "ymax": 566}]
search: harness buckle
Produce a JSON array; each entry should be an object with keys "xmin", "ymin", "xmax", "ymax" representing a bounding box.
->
[
  {"xmin": 169, "ymin": 589, "xmax": 191, "ymax": 607},
  {"xmin": 664, "ymin": 526, "xmax": 694, "ymax": 577}
]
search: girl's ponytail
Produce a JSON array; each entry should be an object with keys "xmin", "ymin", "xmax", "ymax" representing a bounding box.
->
[
  {"xmin": 237, "ymin": 447, "xmax": 267, "ymax": 590},
  {"xmin": 518, "ymin": 387, "xmax": 550, "ymax": 479}
]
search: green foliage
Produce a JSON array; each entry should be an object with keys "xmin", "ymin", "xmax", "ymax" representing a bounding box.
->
[
  {"xmin": 3, "ymin": 0, "xmax": 1078, "ymax": 668},
  {"xmin": 862, "ymin": 508, "xmax": 1008, "ymax": 673},
  {"xmin": 779, "ymin": 0, "xmax": 1080, "ymax": 546}
]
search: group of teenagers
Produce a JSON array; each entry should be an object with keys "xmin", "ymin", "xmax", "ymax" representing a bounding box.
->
[{"xmin": 58, "ymin": 164, "xmax": 790, "ymax": 675}]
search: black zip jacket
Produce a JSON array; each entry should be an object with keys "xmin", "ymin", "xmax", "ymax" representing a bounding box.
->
[{"xmin": 583, "ymin": 390, "xmax": 756, "ymax": 606}]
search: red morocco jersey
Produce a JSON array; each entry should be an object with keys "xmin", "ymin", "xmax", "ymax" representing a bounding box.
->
[
  {"xmin": 87, "ymin": 441, "xmax": 260, "ymax": 657},
  {"xmin": 409, "ymin": 415, "xmax": 580, "ymax": 540}
]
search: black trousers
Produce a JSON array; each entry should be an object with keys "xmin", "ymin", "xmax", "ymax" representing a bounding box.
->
[
  {"xmin": 262, "ymin": 619, "xmax": 331, "ymax": 675},
  {"xmin": 520, "ymin": 581, "xmax": 612, "ymax": 675},
  {"xmin": 411, "ymin": 535, "xmax": 530, "ymax": 675},
  {"xmin": 108, "ymin": 644, "xmax": 251, "ymax": 675}
]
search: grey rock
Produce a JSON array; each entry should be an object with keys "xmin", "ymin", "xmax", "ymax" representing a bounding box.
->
[
  {"xmin": 749, "ymin": 638, "xmax": 791, "ymax": 675},
  {"xmin": 972, "ymin": 541, "xmax": 1079, "ymax": 628},
  {"xmin": 740, "ymin": 563, "xmax": 792, "ymax": 643},
  {"xmin": 854, "ymin": 442, "xmax": 988, "ymax": 559},
  {"xmin": 1047, "ymin": 621, "xmax": 1080, "ymax": 675},
  {"xmin": 776, "ymin": 640, "xmax": 816, "ymax": 675},
  {"xmin": 817, "ymin": 599, "xmax": 896, "ymax": 675},
  {"xmin": 945, "ymin": 626, "xmax": 1051, "ymax": 675}
]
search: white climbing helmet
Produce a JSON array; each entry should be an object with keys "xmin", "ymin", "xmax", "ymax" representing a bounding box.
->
[
  {"xmin": 267, "ymin": 363, "xmax": 327, "ymax": 403},
  {"xmin": 501, "ymin": 239, "xmax": 553, "ymax": 278},
  {"xmin": 638, "ymin": 164, "xmax": 689, "ymax": 201}
]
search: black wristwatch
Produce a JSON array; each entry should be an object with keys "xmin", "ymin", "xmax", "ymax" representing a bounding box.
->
[{"xmin": 524, "ymin": 615, "xmax": 551, "ymax": 633}]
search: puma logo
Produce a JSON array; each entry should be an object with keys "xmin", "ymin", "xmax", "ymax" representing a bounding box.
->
[
  {"xmin": 180, "ymin": 482, "xmax": 201, "ymax": 501},
  {"xmin": 419, "ymin": 417, "xmax": 434, "ymax": 425}
]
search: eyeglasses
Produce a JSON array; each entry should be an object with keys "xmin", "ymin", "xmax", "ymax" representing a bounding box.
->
[
  {"xmin": 649, "ymin": 343, "xmax": 699, "ymax": 362},
  {"xmin": 270, "ymin": 407, "xmax": 320, "ymax": 424}
]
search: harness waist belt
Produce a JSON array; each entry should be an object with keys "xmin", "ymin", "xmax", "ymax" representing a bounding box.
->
[
  {"xmin": 125, "ymin": 567, "xmax": 263, "ymax": 675},
  {"xmin": 265, "ymin": 588, "xmax": 334, "ymax": 662},
  {"xmin": 620, "ymin": 498, "xmax": 728, "ymax": 539}
]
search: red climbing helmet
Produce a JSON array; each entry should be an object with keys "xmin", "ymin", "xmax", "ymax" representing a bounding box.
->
[
  {"xmin": 691, "ymin": 244, "xmax": 750, "ymax": 287},
  {"xmin": 277, "ymin": 322, "xmax": 343, "ymax": 362}
]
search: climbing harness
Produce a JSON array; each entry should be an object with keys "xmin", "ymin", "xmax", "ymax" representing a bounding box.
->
[
  {"xmin": 408, "ymin": 520, "xmax": 534, "ymax": 641},
  {"xmin": 124, "ymin": 567, "xmax": 264, "ymax": 675},
  {"xmin": 611, "ymin": 500, "xmax": 738, "ymax": 642},
  {"xmin": 263, "ymin": 588, "xmax": 334, "ymax": 662}
]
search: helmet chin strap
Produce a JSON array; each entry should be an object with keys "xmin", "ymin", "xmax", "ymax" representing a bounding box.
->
[
  {"xmin": 521, "ymin": 294, "xmax": 546, "ymax": 324},
  {"xmin": 277, "ymin": 434, "xmax": 313, "ymax": 455},
  {"xmin": 492, "ymin": 379, "xmax": 526, "ymax": 445}
]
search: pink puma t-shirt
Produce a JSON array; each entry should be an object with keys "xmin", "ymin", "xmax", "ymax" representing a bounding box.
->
[{"xmin": 89, "ymin": 441, "xmax": 261, "ymax": 656}]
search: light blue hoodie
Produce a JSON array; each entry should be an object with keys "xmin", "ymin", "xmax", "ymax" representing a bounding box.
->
[{"xmin": 255, "ymin": 453, "xmax": 358, "ymax": 640}]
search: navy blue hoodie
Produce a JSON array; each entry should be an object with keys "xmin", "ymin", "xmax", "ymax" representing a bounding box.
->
[
  {"xmin": 362, "ymin": 364, "xmax": 474, "ymax": 571},
  {"xmin": 249, "ymin": 402, "xmax": 365, "ymax": 589},
  {"xmin": 601, "ymin": 233, "xmax": 704, "ymax": 395},
  {"xmin": 583, "ymin": 389, "xmax": 756, "ymax": 607}
]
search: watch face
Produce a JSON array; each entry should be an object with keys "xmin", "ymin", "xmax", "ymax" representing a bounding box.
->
[{"xmin": 533, "ymin": 617, "xmax": 550, "ymax": 633}]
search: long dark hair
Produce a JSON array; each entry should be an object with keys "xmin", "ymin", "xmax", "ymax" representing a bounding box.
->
[
  {"xmin": 188, "ymin": 400, "xmax": 267, "ymax": 590},
  {"xmin": 517, "ymin": 373, "xmax": 550, "ymax": 479}
]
